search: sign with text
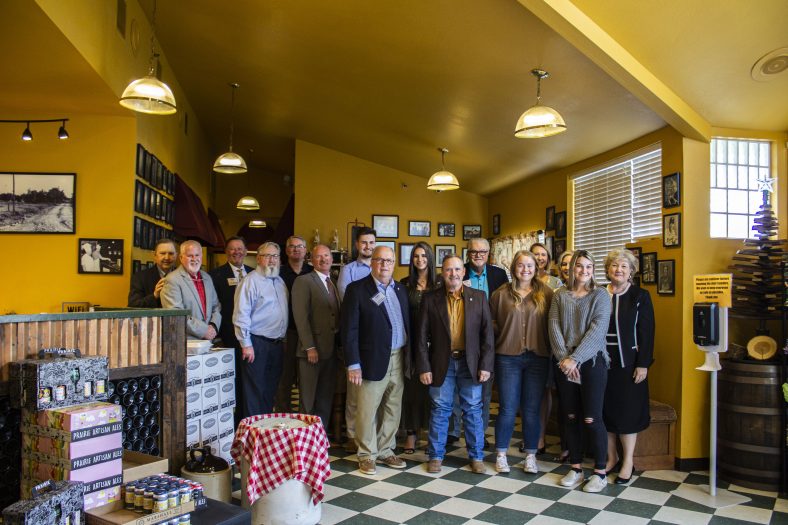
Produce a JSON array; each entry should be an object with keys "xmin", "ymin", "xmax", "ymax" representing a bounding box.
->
[{"xmin": 693, "ymin": 274, "xmax": 732, "ymax": 308}]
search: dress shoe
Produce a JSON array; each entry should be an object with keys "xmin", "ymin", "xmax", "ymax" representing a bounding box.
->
[
  {"xmin": 358, "ymin": 458, "xmax": 376, "ymax": 475},
  {"xmin": 447, "ymin": 435, "xmax": 460, "ymax": 444},
  {"xmin": 376, "ymin": 455, "xmax": 407, "ymax": 469},
  {"xmin": 470, "ymin": 460, "xmax": 486, "ymax": 474},
  {"xmin": 614, "ymin": 474, "xmax": 632, "ymax": 485},
  {"xmin": 427, "ymin": 459, "xmax": 442, "ymax": 473}
]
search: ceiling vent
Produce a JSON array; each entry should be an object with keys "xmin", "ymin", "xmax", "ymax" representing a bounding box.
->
[{"xmin": 751, "ymin": 47, "xmax": 788, "ymax": 82}]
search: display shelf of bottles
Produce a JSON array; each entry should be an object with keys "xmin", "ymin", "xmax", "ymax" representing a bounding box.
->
[{"xmin": 108, "ymin": 376, "xmax": 162, "ymax": 455}]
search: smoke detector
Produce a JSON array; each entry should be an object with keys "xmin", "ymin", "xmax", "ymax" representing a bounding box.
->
[{"xmin": 751, "ymin": 47, "xmax": 788, "ymax": 82}]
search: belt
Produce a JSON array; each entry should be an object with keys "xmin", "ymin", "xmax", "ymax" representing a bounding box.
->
[
  {"xmin": 253, "ymin": 334, "xmax": 285, "ymax": 344},
  {"xmin": 451, "ymin": 350, "xmax": 465, "ymax": 359}
]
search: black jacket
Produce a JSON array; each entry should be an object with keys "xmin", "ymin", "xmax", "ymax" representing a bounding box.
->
[
  {"xmin": 608, "ymin": 285, "xmax": 655, "ymax": 368},
  {"xmin": 128, "ymin": 266, "xmax": 164, "ymax": 308},
  {"xmin": 209, "ymin": 263, "xmax": 253, "ymax": 348},
  {"xmin": 464, "ymin": 262, "xmax": 509, "ymax": 297}
]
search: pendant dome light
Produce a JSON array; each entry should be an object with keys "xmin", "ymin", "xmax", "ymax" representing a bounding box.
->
[
  {"xmin": 119, "ymin": 0, "xmax": 177, "ymax": 115},
  {"xmin": 213, "ymin": 83, "xmax": 248, "ymax": 174},
  {"xmin": 236, "ymin": 195, "xmax": 260, "ymax": 211},
  {"xmin": 248, "ymin": 219, "xmax": 267, "ymax": 228},
  {"xmin": 514, "ymin": 69, "xmax": 566, "ymax": 138},
  {"xmin": 427, "ymin": 147, "xmax": 460, "ymax": 191}
]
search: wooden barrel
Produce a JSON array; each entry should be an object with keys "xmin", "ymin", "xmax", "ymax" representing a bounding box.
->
[{"xmin": 718, "ymin": 360, "xmax": 783, "ymax": 491}]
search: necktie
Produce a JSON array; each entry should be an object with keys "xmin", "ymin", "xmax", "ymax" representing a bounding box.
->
[
  {"xmin": 237, "ymin": 268, "xmax": 244, "ymax": 280},
  {"xmin": 326, "ymin": 276, "xmax": 339, "ymax": 308}
]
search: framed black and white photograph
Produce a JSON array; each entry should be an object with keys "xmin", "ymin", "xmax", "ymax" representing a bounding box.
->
[
  {"xmin": 553, "ymin": 238, "xmax": 566, "ymax": 262},
  {"xmin": 372, "ymin": 214, "xmax": 399, "ymax": 238},
  {"xmin": 399, "ymin": 243, "xmax": 414, "ymax": 266},
  {"xmin": 435, "ymin": 244, "xmax": 456, "ymax": 266},
  {"xmin": 663, "ymin": 172, "xmax": 680, "ymax": 208},
  {"xmin": 462, "ymin": 224, "xmax": 482, "ymax": 240},
  {"xmin": 408, "ymin": 220, "xmax": 431, "ymax": 237},
  {"xmin": 555, "ymin": 211, "xmax": 567, "ymax": 238},
  {"xmin": 376, "ymin": 240, "xmax": 396, "ymax": 254},
  {"xmin": 641, "ymin": 252, "xmax": 657, "ymax": 284},
  {"xmin": 0, "ymin": 172, "xmax": 76, "ymax": 233},
  {"xmin": 78, "ymin": 238, "xmax": 123, "ymax": 274},
  {"xmin": 546, "ymin": 206, "xmax": 556, "ymax": 230},
  {"xmin": 492, "ymin": 214, "xmax": 501, "ymax": 236},
  {"xmin": 657, "ymin": 259, "xmax": 675, "ymax": 295},
  {"xmin": 663, "ymin": 212, "xmax": 681, "ymax": 247},
  {"xmin": 462, "ymin": 248, "xmax": 468, "ymax": 262},
  {"xmin": 438, "ymin": 223, "xmax": 455, "ymax": 237}
]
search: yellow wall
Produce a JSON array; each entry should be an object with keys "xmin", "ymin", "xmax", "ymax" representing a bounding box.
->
[
  {"xmin": 294, "ymin": 140, "xmax": 488, "ymax": 280},
  {"xmin": 0, "ymin": 115, "xmax": 136, "ymax": 314}
]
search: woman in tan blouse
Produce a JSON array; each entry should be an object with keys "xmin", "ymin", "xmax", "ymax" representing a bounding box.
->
[{"xmin": 489, "ymin": 250, "xmax": 553, "ymax": 474}]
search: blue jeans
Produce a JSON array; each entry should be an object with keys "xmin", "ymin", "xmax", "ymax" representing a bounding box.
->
[
  {"xmin": 428, "ymin": 358, "xmax": 484, "ymax": 461},
  {"xmin": 494, "ymin": 353, "xmax": 549, "ymax": 453}
]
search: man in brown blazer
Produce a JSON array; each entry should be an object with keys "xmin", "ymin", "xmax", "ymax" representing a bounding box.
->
[
  {"xmin": 291, "ymin": 244, "xmax": 340, "ymax": 429},
  {"xmin": 416, "ymin": 253, "xmax": 494, "ymax": 474}
]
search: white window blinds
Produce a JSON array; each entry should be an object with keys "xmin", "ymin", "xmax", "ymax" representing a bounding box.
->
[{"xmin": 572, "ymin": 147, "xmax": 662, "ymax": 283}]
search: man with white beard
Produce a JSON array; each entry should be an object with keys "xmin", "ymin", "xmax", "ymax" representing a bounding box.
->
[{"xmin": 233, "ymin": 242, "xmax": 289, "ymax": 418}]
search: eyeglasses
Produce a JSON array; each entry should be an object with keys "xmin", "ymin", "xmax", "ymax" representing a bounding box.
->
[
  {"xmin": 287, "ymin": 244, "xmax": 305, "ymax": 249},
  {"xmin": 468, "ymin": 250, "xmax": 489, "ymax": 256},
  {"xmin": 260, "ymin": 253, "xmax": 280, "ymax": 259},
  {"xmin": 372, "ymin": 257, "xmax": 395, "ymax": 266}
]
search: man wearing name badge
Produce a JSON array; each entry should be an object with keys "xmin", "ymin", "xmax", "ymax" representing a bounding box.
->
[
  {"xmin": 128, "ymin": 238, "xmax": 178, "ymax": 308},
  {"xmin": 276, "ymin": 235, "xmax": 313, "ymax": 413},
  {"xmin": 233, "ymin": 242, "xmax": 288, "ymax": 419},
  {"xmin": 336, "ymin": 226, "xmax": 376, "ymax": 452},
  {"xmin": 161, "ymin": 240, "xmax": 221, "ymax": 341},
  {"xmin": 417, "ymin": 254, "xmax": 494, "ymax": 474},
  {"xmin": 341, "ymin": 245, "xmax": 410, "ymax": 475},
  {"xmin": 291, "ymin": 245, "xmax": 340, "ymax": 430}
]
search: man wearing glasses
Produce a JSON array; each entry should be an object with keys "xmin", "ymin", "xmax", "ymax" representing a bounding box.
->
[
  {"xmin": 341, "ymin": 246, "xmax": 411, "ymax": 475},
  {"xmin": 233, "ymin": 242, "xmax": 288, "ymax": 419},
  {"xmin": 276, "ymin": 236, "xmax": 313, "ymax": 412}
]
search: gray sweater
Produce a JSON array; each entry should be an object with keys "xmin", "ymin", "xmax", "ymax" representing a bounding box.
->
[{"xmin": 548, "ymin": 286, "xmax": 611, "ymax": 366}]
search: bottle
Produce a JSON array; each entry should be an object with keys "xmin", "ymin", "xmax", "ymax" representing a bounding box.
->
[
  {"xmin": 139, "ymin": 402, "xmax": 150, "ymax": 416},
  {"xmin": 116, "ymin": 380, "xmax": 129, "ymax": 396},
  {"xmin": 128, "ymin": 379, "xmax": 139, "ymax": 393},
  {"xmin": 138, "ymin": 426, "xmax": 150, "ymax": 440},
  {"xmin": 126, "ymin": 404, "xmax": 139, "ymax": 418},
  {"xmin": 150, "ymin": 376, "xmax": 162, "ymax": 390},
  {"xmin": 122, "ymin": 393, "xmax": 134, "ymax": 407},
  {"xmin": 127, "ymin": 428, "xmax": 139, "ymax": 442},
  {"xmin": 107, "ymin": 381, "xmax": 116, "ymax": 397},
  {"xmin": 150, "ymin": 400, "xmax": 161, "ymax": 413},
  {"xmin": 133, "ymin": 415, "xmax": 144, "ymax": 429},
  {"xmin": 134, "ymin": 391, "xmax": 145, "ymax": 404},
  {"xmin": 138, "ymin": 376, "xmax": 150, "ymax": 391},
  {"xmin": 144, "ymin": 436, "xmax": 157, "ymax": 451},
  {"xmin": 123, "ymin": 418, "xmax": 133, "ymax": 432},
  {"xmin": 145, "ymin": 389, "xmax": 158, "ymax": 403},
  {"xmin": 133, "ymin": 439, "xmax": 144, "ymax": 451},
  {"xmin": 149, "ymin": 423, "xmax": 160, "ymax": 437}
]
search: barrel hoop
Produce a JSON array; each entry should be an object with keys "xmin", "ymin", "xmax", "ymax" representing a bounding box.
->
[
  {"xmin": 718, "ymin": 462, "xmax": 780, "ymax": 480},
  {"xmin": 718, "ymin": 402, "xmax": 780, "ymax": 416},
  {"xmin": 724, "ymin": 362, "xmax": 779, "ymax": 373},
  {"xmin": 719, "ymin": 375, "xmax": 779, "ymax": 385},
  {"xmin": 718, "ymin": 437, "xmax": 780, "ymax": 455}
]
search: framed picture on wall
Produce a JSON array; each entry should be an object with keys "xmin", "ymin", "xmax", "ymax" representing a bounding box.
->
[
  {"xmin": 555, "ymin": 211, "xmax": 567, "ymax": 238},
  {"xmin": 492, "ymin": 214, "xmax": 501, "ymax": 236},
  {"xmin": 78, "ymin": 238, "xmax": 123, "ymax": 274},
  {"xmin": 399, "ymin": 243, "xmax": 414, "ymax": 266},
  {"xmin": 663, "ymin": 172, "xmax": 680, "ymax": 208},
  {"xmin": 438, "ymin": 223, "xmax": 455, "ymax": 237},
  {"xmin": 136, "ymin": 145, "xmax": 146, "ymax": 178},
  {"xmin": 657, "ymin": 259, "xmax": 675, "ymax": 295},
  {"xmin": 372, "ymin": 214, "xmax": 399, "ymax": 238},
  {"xmin": 376, "ymin": 240, "xmax": 396, "ymax": 255},
  {"xmin": 435, "ymin": 244, "xmax": 456, "ymax": 266},
  {"xmin": 663, "ymin": 213, "xmax": 681, "ymax": 247},
  {"xmin": 462, "ymin": 224, "xmax": 481, "ymax": 240},
  {"xmin": 553, "ymin": 238, "xmax": 566, "ymax": 262},
  {"xmin": 462, "ymin": 247, "xmax": 468, "ymax": 262},
  {"xmin": 546, "ymin": 206, "xmax": 556, "ymax": 230},
  {"xmin": 641, "ymin": 252, "xmax": 657, "ymax": 284},
  {"xmin": 408, "ymin": 220, "xmax": 431, "ymax": 237},
  {"xmin": 0, "ymin": 172, "xmax": 76, "ymax": 234}
]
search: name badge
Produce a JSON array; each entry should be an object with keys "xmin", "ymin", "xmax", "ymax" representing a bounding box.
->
[
  {"xmin": 371, "ymin": 292, "xmax": 385, "ymax": 305},
  {"xmin": 227, "ymin": 277, "xmax": 239, "ymax": 286},
  {"xmin": 462, "ymin": 279, "xmax": 472, "ymax": 287}
]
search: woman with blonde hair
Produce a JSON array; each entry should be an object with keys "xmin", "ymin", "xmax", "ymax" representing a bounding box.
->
[
  {"xmin": 489, "ymin": 250, "xmax": 553, "ymax": 474},
  {"xmin": 530, "ymin": 242, "xmax": 562, "ymax": 289},
  {"xmin": 557, "ymin": 250, "xmax": 574, "ymax": 285},
  {"xmin": 549, "ymin": 250, "xmax": 611, "ymax": 492}
]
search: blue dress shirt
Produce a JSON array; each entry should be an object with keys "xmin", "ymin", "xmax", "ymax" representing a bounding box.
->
[{"xmin": 337, "ymin": 260, "xmax": 371, "ymax": 299}]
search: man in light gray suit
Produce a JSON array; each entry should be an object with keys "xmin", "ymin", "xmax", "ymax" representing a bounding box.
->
[
  {"xmin": 161, "ymin": 240, "xmax": 221, "ymax": 340},
  {"xmin": 291, "ymin": 244, "xmax": 340, "ymax": 429}
]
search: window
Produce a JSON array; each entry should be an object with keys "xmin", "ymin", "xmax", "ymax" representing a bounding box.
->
[
  {"xmin": 710, "ymin": 138, "xmax": 771, "ymax": 239},
  {"xmin": 573, "ymin": 147, "xmax": 662, "ymax": 283}
]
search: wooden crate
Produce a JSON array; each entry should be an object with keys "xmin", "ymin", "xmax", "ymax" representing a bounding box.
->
[{"xmin": 633, "ymin": 399, "xmax": 676, "ymax": 471}]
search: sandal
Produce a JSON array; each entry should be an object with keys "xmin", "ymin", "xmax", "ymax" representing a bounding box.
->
[{"xmin": 403, "ymin": 431, "xmax": 417, "ymax": 454}]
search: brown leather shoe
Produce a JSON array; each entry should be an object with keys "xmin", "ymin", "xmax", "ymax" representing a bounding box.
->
[
  {"xmin": 358, "ymin": 458, "xmax": 377, "ymax": 475},
  {"xmin": 470, "ymin": 460, "xmax": 486, "ymax": 474},
  {"xmin": 427, "ymin": 459, "xmax": 442, "ymax": 473},
  {"xmin": 377, "ymin": 455, "xmax": 407, "ymax": 469}
]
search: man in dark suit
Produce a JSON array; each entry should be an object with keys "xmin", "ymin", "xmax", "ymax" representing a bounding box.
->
[
  {"xmin": 209, "ymin": 236, "xmax": 253, "ymax": 348},
  {"xmin": 127, "ymin": 238, "xmax": 177, "ymax": 307},
  {"xmin": 291, "ymin": 244, "xmax": 340, "ymax": 430},
  {"xmin": 417, "ymin": 253, "xmax": 494, "ymax": 474},
  {"xmin": 341, "ymin": 245, "xmax": 410, "ymax": 475}
]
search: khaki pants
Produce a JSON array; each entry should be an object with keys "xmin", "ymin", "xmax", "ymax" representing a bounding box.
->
[
  {"xmin": 345, "ymin": 375, "xmax": 358, "ymax": 439},
  {"xmin": 355, "ymin": 351, "xmax": 404, "ymax": 461}
]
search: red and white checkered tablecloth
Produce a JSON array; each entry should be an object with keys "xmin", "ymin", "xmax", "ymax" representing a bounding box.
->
[{"xmin": 231, "ymin": 413, "xmax": 331, "ymax": 506}]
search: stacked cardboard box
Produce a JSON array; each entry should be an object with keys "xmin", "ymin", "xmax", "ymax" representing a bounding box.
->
[{"xmin": 185, "ymin": 348, "xmax": 235, "ymax": 465}]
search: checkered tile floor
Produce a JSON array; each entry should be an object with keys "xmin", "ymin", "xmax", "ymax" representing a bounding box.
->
[{"xmin": 319, "ymin": 429, "xmax": 788, "ymax": 524}]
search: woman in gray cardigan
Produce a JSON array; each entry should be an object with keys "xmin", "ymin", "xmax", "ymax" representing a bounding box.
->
[{"xmin": 548, "ymin": 250, "xmax": 612, "ymax": 493}]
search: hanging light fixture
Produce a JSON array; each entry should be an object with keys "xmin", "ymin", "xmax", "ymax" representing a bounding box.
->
[
  {"xmin": 58, "ymin": 120, "xmax": 69, "ymax": 140},
  {"xmin": 427, "ymin": 147, "xmax": 460, "ymax": 191},
  {"xmin": 236, "ymin": 195, "xmax": 260, "ymax": 211},
  {"xmin": 514, "ymin": 69, "xmax": 566, "ymax": 138},
  {"xmin": 248, "ymin": 219, "xmax": 267, "ymax": 228},
  {"xmin": 21, "ymin": 122, "xmax": 32, "ymax": 141},
  {"xmin": 213, "ymin": 83, "xmax": 247, "ymax": 173},
  {"xmin": 0, "ymin": 118, "xmax": 71, "ymax": 141},
  {"xmin": 119, "ymin": 0, "xmax": 177, "ymax": 115}
]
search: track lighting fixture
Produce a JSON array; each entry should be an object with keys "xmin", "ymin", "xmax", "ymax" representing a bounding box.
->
[
  {"xmin": 58, "ymin": 120, "xmax": 69, "ymax": 140},
  {"xmin": 21, "ymin": 123, "xmax": 32, "ymax": 141},
  {"xmin": 0, "ymin": 119, "xmax": 71, "ymax": 141}
]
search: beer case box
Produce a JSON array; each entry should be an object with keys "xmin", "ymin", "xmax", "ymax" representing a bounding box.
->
[
  {"xmin": 186, "ymin": 419, "xmax": 200, "ymax": 450},
  {"xmin": 201, "ymin": 352, "xmax": 222, "ymax": 384},
  {"xmin": 199, "ymin": 413, "xmax": 219, "ymax": 444},
  {"xmin": 218, "ymin": 377, "xmax": 236, "ymax": 410},
  {"xmin": 24, "ymin": 401, "xmax": 122, "ymax": 432},
  {"xmin": 10, "ymin": 355, "xmax": 109, "ymax": 411},
  {"xmin": 216, "ymin": 409, "xmax": 234, "ymax": 441},
  {"xmin": 86, "ymin": 498, "xmax": 194, "ymax": 525},
  {"xmin": 22, "ymin": 456, "xmax": 123, "ymax": 487},
  {"xmin": 215, "ymin": 435, "xmax": 235, "ymax": 466},
  {"xmin": 201, "ymin": 383, "xmax": 220, "ymax": 415},
  {"xmin": 22, "ymin": 431, "xmax": 122, "ymax": 460},
  {"xmin": 121, "ymin": 450, "xmax": 168, "ymax": 483},
  {"xmin": 25, "ymin": 447, "xmax": 123, "ymax": 471},
  {"xmin": 186, "ymin": 384, "xmax": 202, "ymax": 421},
  {"xmin": 20, "ymin": 477, "xmax": 121, "ymax": 511},
  {"xmin": 185, "ymin": 354, "xmax": 203, "ymax": 387},
  {"xmin": 211, "ymin": 347, "xmax": 236, "ymax": 379},
  {"xmin": 3, "ymin": 480, "xmax": 85, "ymax": 525}
]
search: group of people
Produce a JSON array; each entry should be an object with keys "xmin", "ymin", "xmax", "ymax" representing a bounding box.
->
[{"xmin": 127, "ymin": 229, "xmax": 654, "ymax": 493}]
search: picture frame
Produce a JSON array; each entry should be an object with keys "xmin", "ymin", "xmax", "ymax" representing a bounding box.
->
[
  {"xmin": 662, "ymin": 172, "xmax": 680, "ymax": 209},
  {"xmin": 492, "ymin": 214, "xmax": 501, "ymax": 236},
  {"xmin": 78, "ymin": 238, "xmax": 124, "ymax": 274},
  {"xmin": 555, "ymin": 211, "xmax": 567, "ymax": 238},
  {"xmin": 546, "ymin": 206, "xmax": 556, "ymax": 230},
  {"xmin": 462, "ymin": 247, "xmax": 468, "ymax": 262},
  {"xmin": 641, "ymin": 252, "xmax": 657, "ymax": 284},
  {"xmin": 438, "ymin": 223, "xmax": 455, "ymax": 237},
  {"xmin": 132, "ymin": 259, "xmax": 141, "ymax": 275},
  {"xmin": 372, "ymin": 214, "xmax": 399, "ymax": 238},
  {"xmin": 376, "ymin": 240, "xmax": 396, "ymax": 256},
  {"xmin": 544, "ymin": 236, "xmax": 554, "ymax": 260},
  {"xmin": 435, "ymin": 244, "xmax": 456, "ymax": 266},
  {"xmin": 657, "ymin": 259, "xmax": 675, "ymax": 295},
  {"xmin": 408, "ymin": 220, "xmax": 431, "ymax": 237},
  {"xmin": 399, "ymin": 243, "xmax": 415, "ymax": 266},
  {"xmin": 462, "ymin": 224, "xmax": 482, "ymax": 241},
  {"xmin": 628, "ymin": 246, "xmax": 642, "ymax": 260},
  {"xmin": 0, "ymin": 172, "xmax": 76, "ymax": 233},
  {"xmin": 553, "ymin": 239, "xmax": 566, "ymax": 262},
  {"xmin": 663, "ymin": 212, "xmax": 681, "ymax": 247},
  {"xmin": 136, "ymin": 144, "xmax": 146, "ymax": 178}
]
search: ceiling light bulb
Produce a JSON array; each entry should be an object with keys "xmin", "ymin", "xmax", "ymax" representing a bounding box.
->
[
  {"xmin": 427, "ymin": 147, "xmax": 460, "ymax": 191},
  {"xmin": 514, "ymin": 69, "xmax": 566, "ymax": 139},
  {"xmin": 214, "ymin": 152, "xmax": 248, "ymax": 173},
  {"xmin": 248, "ymin": 219, "xmax": 267, "ymax": 228},
  {"xmin": 236, "ymin": 195, "xmax": 260, "ymax": 211},
  {"xmin": 21, "ymin": 123, "xmax": 32, "ymax": 141},
  {"xmin": 58, "ymin": 121, "xmax": 69, "ymax": 140}
]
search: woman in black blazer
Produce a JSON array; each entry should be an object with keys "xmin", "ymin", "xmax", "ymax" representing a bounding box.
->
[{"xmin": 603, "ymin": 249, "xmax": 655, "ymax": 484}]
